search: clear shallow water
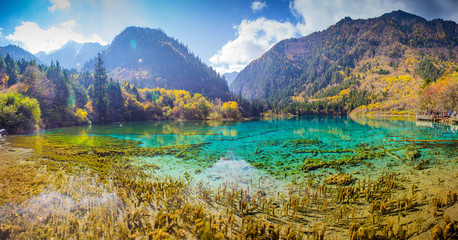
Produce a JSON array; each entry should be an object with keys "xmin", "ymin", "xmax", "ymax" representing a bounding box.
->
[
  {"xmin": 25, "ymin": 115, "xmax": 458, "ymax": 185},
  {"xmin": 4, "ymin": 115, "xmax": 458, "ymax": 240}
]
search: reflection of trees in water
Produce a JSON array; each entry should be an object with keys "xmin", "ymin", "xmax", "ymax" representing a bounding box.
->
[
  {"xmin": 349, "ymin": 115, "xmax": 415, "ymax": 129},
  {"xmin": 67, "ymin": 120, "xmax": 236, "ymax": 136},
  {"xmin": 415, "ymin": 120, "xmax": 458, "ymax": 134},
  {"xmin": 416, "ymin": 120, "xmax": 434, "ymax": 128}
]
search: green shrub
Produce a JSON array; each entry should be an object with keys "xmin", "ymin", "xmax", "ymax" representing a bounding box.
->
[
  {"xmin": 0, "ymin": 92, "xmax": 41, "ymax": 134},
  {"xmin": 417, "ymin": 58, "xmax": 443, "ymax": 84}
]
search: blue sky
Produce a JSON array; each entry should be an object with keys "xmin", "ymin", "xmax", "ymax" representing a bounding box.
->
[{"xmin": 1, "ymin": 0, "xmax": 457, "ymax": 74}]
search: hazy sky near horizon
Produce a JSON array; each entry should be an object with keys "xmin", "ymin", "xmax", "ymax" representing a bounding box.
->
[{"xmin": 1, "ymin": 0, "xmax": 457, "ymax": 74}]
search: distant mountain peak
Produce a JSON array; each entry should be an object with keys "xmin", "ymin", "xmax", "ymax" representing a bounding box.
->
[
  {"xmin": 63, "ymin": 40, "xmax": 80, "ymax": 46},
  {"xmin": 48, "ymin": 41, "xmax": 80, "ymax": 55},
  {"xmin": 223, "ymin": 71, "xmax": 239, "ymax": 86},
  {"xmin": 116, "ymin": 26, "xmax": 168, "ymax": 41},
  {"xmin": 381, "ymin": 10, "xmax": 426, "ymax": 23},
  {"xmin": 35, "ymin": 41, "xmax": 105, "ymax": 69},
  {"xmin": 84, "ymin": 26, "xmax": 230, "ymax": 100},
  {"xmin": 123, "ymin": 26, "xmax": 165, "ymax": 34}
]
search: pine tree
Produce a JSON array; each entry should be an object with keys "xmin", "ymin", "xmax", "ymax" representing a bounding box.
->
[
  {"xmin": 0, "ymin": 56, "xmax": 5, "ymax": 71},
  {"xmin": 93, "ymin": 53, "xmax": 108, "ymax": 122},
  {"xmin": 47, "ymin": 61, "xmax": 72, "ymax": 109},
  {"xmin": 107, "ymin": 81, "xmax": 124, "ymax": 121},
  {"xmin": 5, "ymin": 54, "xmax": 18, "ymax": 86}
]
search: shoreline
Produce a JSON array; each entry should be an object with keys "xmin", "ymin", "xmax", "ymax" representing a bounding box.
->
[{"xmin": 6, "ymin": 113, "xmax": 457, "ymax": 137}]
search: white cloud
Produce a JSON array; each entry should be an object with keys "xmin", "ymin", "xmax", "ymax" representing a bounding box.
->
[
  {"xmin": 6, "ymin": 20, "xmax": 106, "ymax": 54},
  {"xmin": 210, "ymin": 18, "xmax": 297, "ymax": 74},
  {"xmin": 49, "ymin": 0, "xmax": 71, "ymax": 13},
  {"xmin": 251, "ymin": 1, "xmax": 267, "ymax": 12},
  {"xmin": 291, "ymin": 0, "xmax": 409, "ymax": 36}
]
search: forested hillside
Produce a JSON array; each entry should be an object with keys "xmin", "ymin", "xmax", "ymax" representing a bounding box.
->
[
  {"xmin": 84, "ymin": 27, "xmax": 231, "ymax": 100},
  {"xmin": 0, "ymin": 45, "xmax": 40, "ymax": 63},
  {"xmin": 232, "ymin": 10, "xmax": 458, "ymax": 115},
  {"xmin": 0, "ymin": 54, "xmax": 241, "ymax": 134}
]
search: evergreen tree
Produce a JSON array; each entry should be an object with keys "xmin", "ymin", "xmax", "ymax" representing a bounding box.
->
[
  {"xmin": 0, "ymin": 56, "xmax": 5, "ymax": 71},
  {"xmin": 93, "ymin": 53, "xmax": 108, "ymax": 122},
  {"xmin": 18, "ymin": 59, "xmax": 28, "ymax": 74},
  {"xmin": 107, "ymin": 81, "xmax": 124, "ymax": 121},
  {"xmin": 46, "ymin": 61, "xmax": 71, "ymax": 107},
  {"xmin": 131, "ymin": 85, "xmax": 140, "ymax": 100},
  {"xmin": 5, "ymin": 54, "xmax": 18, "ymax": 86},
  {"xmin": 72, "ymin": 81, "xmax": 89, "ymax": 109},
  {"xmin": 80, "ymin": 71, "xmax": 93, "ymax": 89},
  {"xmin": 87, "ymin": 85, "xmax": 95, "ymax": 99}
]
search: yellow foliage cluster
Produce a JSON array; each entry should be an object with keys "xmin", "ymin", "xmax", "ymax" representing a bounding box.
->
[
  {"xmin": 221, "ymin": 101, "xmax": 241, "ymax": 119},
  {"xmin": 222, "ymin": 101, "xmax": 238, "ymax": 109},
  {"xmin": 338, "ymin": 88, "xmax": 351, "ymax": 96},
  {"xmin": 291, "ymin": 95, "xmax": 306, "ymax": 103},
  {"xmin": 404, "ymin": 57, "xmax": 418, "ymax": 66},
  {"xmin": 75, "ymin": 108, "xmax": 91, "ymax": 124},
  {"xmin": 123, "ymin": 86, "xmax": 241, "ymax": 120},
  {"xmin": 0, "ymin": 75, "xmax": 9, "ymax": 88},
  {"xmin": 398, "ymin": 75, "xmax": 410, "ymax": 82},
  {"xmin": 333, "ymin": 88, "xmax": 351, "ymax": 100}
]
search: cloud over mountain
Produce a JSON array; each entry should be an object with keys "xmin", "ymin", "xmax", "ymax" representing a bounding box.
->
[
  {"xmin": 6, "ymin": 20, "xmax": 106, "ymax": 54},
  {"xmin": 210, "ymin": 0, "xmax": 458, "ymax": 74},
  {"xmin": 210, "ymin": 18, "xmax": 297, "ymax": 74}
]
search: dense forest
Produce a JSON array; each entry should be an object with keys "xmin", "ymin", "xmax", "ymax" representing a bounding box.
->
[
  {"xmin": 252, "ymin": 66, "xmax": 458, "ymax": 116},
  {"xmin": 0, "ymin": 53, "xmax": 241, "ymax": 134},
  {"xmin": 1, "ymin": 51, "xmax": 457, "ymax": 134}
]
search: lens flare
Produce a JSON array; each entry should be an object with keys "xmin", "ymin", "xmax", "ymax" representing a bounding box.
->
[{"xmin": 130, "ymin": 39, "xmax": 137, "ymax": 49}]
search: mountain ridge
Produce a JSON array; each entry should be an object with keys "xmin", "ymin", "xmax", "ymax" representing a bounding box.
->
[
  {"xmin": 231, "ymin": 10, "xmax": 458, "ymax": 108},
  {"xmin": 35, "ymin": 41, "xmax": 106, "ymax": 69},
  {"xmin": 0, "ymin": 45, "xmax": 40, "ymax": 63},
  {"xmin": 84, "ymin": 26, "xmax": 231, "ymax": 100}
]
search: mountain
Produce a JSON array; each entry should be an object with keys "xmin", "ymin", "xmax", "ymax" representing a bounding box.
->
[
  {"xmin": 35, "ymin": 41, "xmax": 105, "ymax": 69},
  {"xmin": 223, "ymin": 71, "xmax": 238, "ymax": 86},
  {"xmin": 0, "ymin": 45, "xmax": 40, "ymax": 62},
  {"xmin": 84, "ymin": 26, "xmax": 230, "ymax": 100},
  {"xmin": 231, "ymin": 10, "xmax": 458, "ymax": 107}
]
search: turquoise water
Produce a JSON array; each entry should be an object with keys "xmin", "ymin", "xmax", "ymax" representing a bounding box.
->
[
  {"xmin": 3, "ymin": 116, "xmax": 457, "ymax": 239},
  {"xmin": 36, "ymin": 115, "xmax": 458, "ymax": 187}
]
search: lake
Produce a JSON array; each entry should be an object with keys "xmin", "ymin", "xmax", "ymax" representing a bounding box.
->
[
  {"xmin": 2, "ymin": 115, "xmax": 457, "ymax": 239},
  {"xmin": 15, "ymin": 115, "xmax": 458, "ymax": 180}
]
